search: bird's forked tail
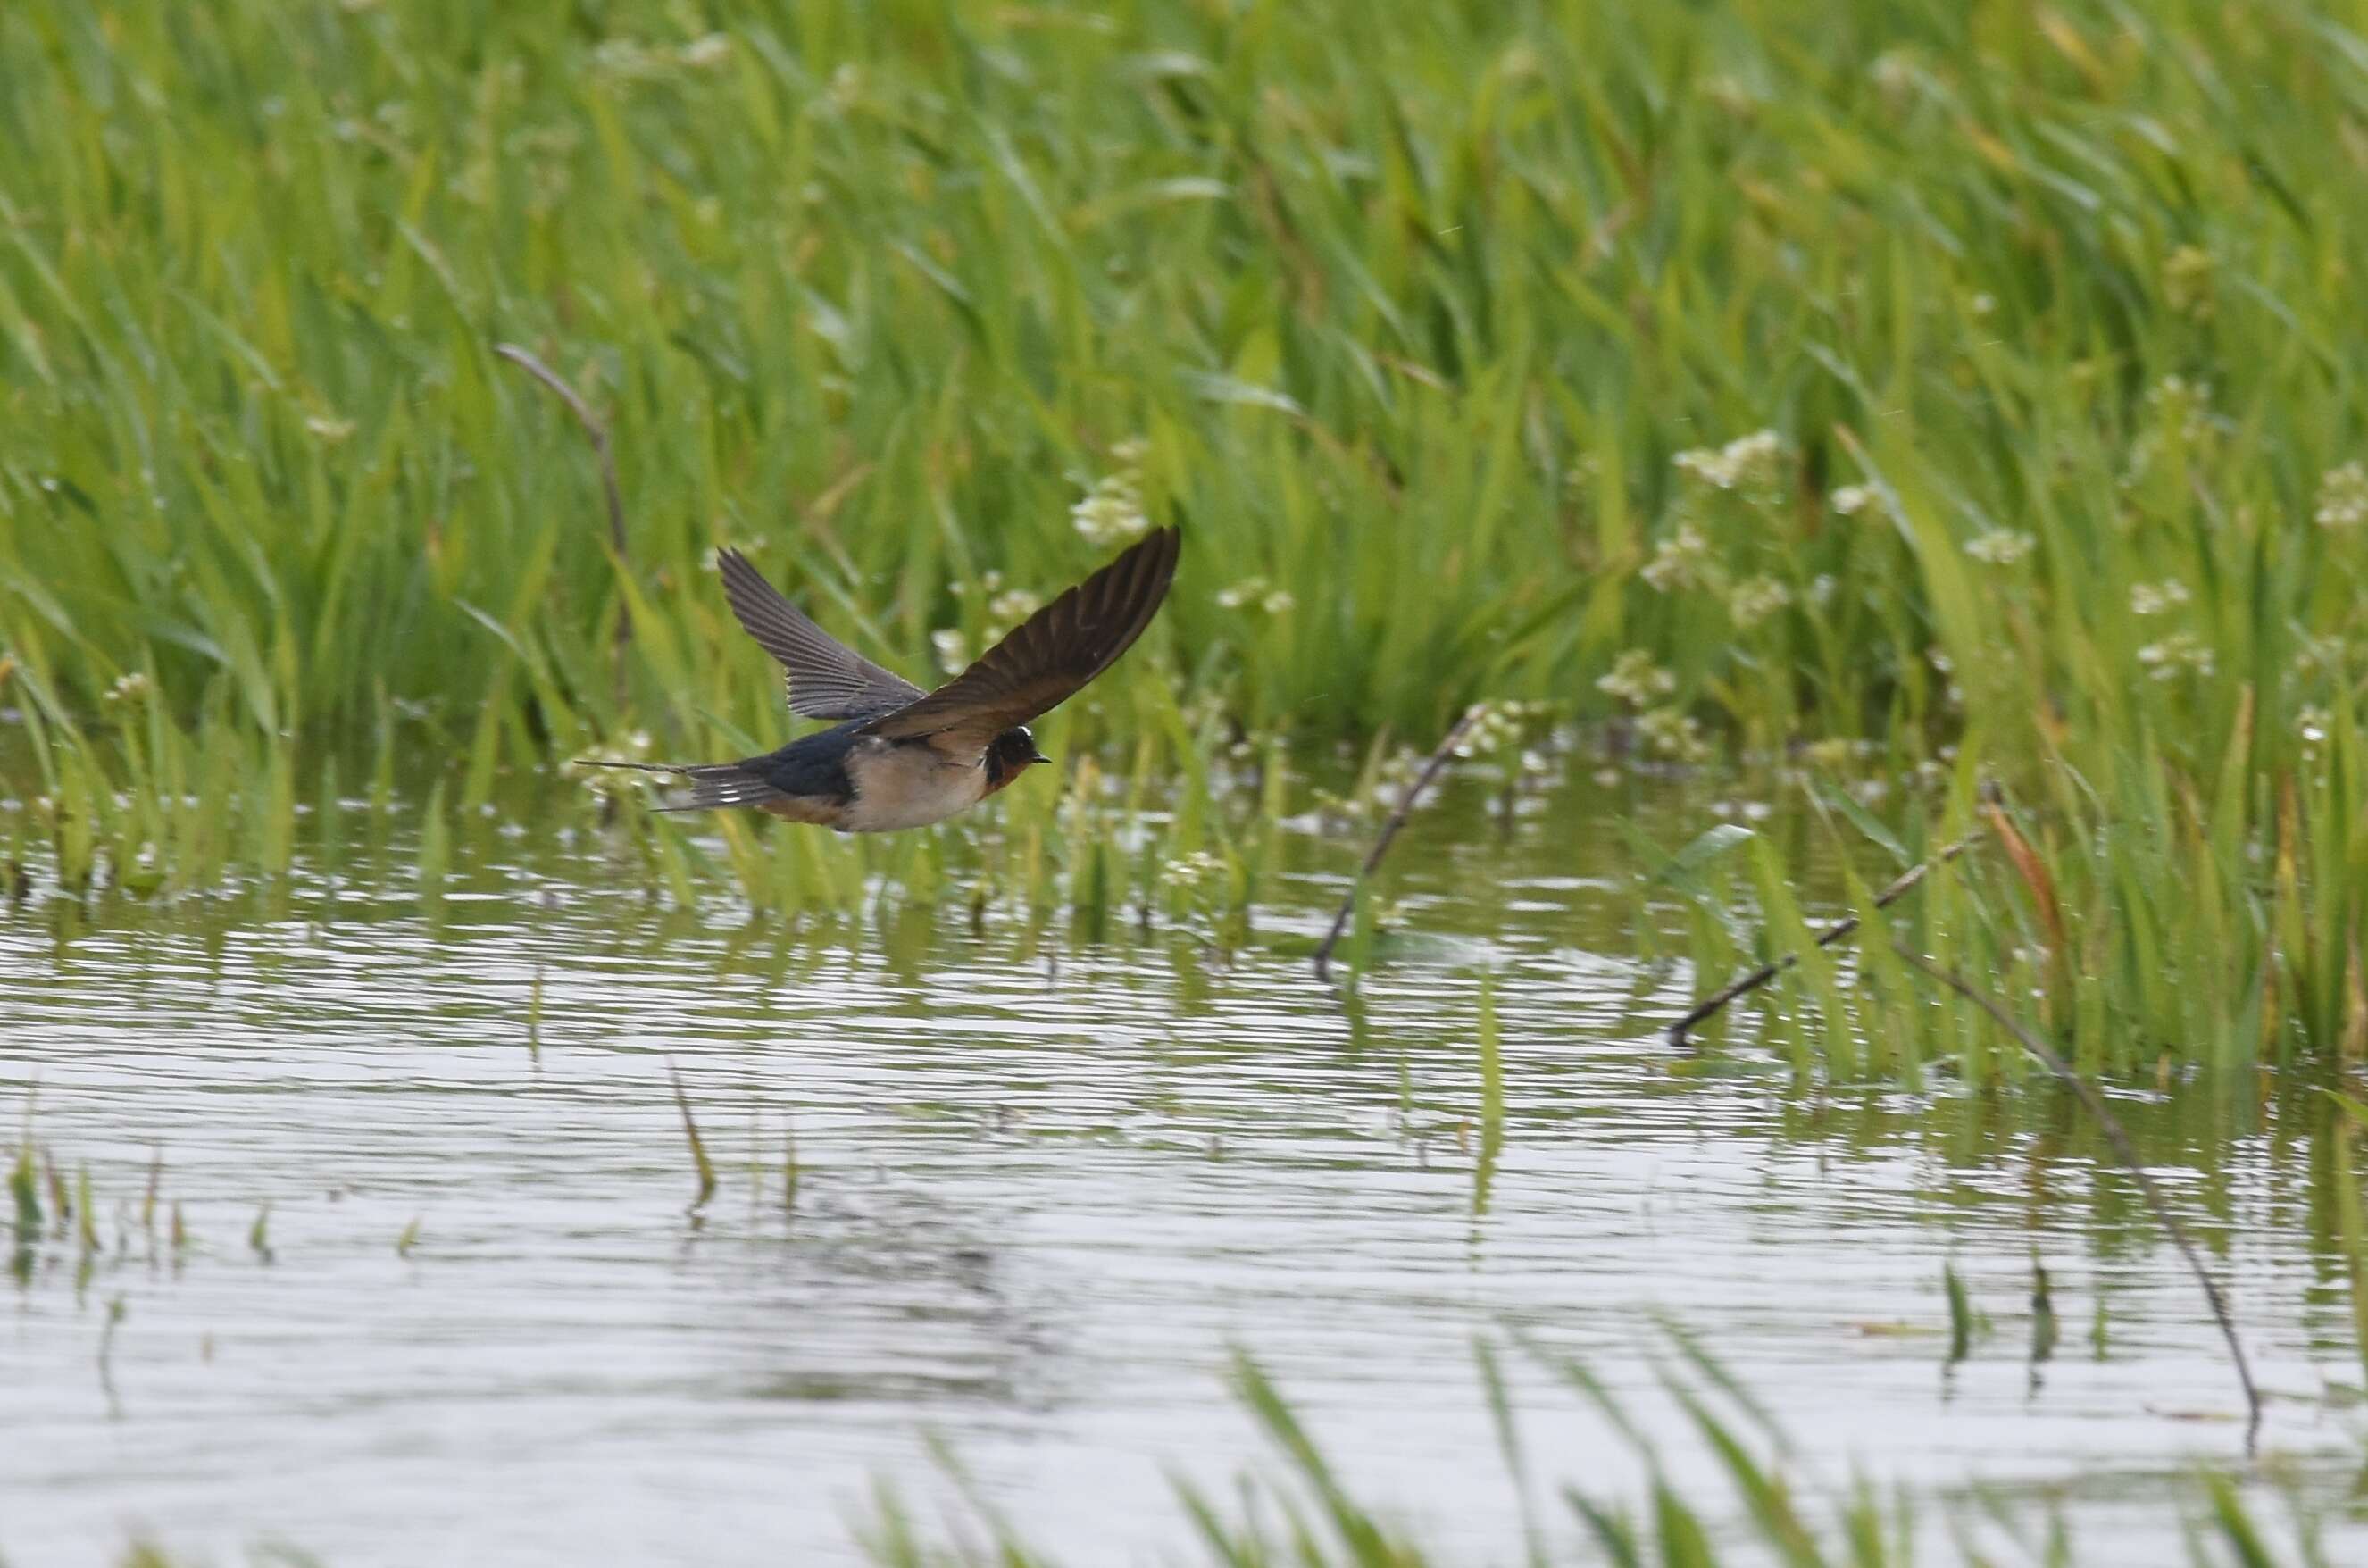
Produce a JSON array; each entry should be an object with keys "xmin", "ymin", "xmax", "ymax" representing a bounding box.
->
[{"xmin": 571, "ymin": 757, "xmax": 783, "ymax": 813}]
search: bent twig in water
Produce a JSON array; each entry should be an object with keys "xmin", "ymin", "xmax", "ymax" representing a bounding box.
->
[
  {"xmin": 1893, "ymin": 947, "xmax": 2262, "ymax": 1450},
  {"xmin": 1665, "ymin": 830, "xmax": 1982, "ymax": 1047},
  {"xmin": 1312, "ymin": 705, "xmax": 1484, "ymax": 983}
]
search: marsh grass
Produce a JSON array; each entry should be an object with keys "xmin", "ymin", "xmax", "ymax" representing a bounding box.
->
[
  {"xmin": 861, "ymin": 1334, "xmax": 2343, "ymax": 1568},
  {"xmin": 1, "ymin": 1, "xmax": 2364, "ymax": 1062}
]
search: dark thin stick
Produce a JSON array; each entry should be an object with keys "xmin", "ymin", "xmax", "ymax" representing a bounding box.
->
[
  {"xmin": 1893, "ymin": 947, "xmax": 2261, "ymax": 1449},
  {"xmin": 495, "ymin": 342, "xmax": 630, "ymax": 707},
  {"xmin": 1313, "ymin": 705, "xmax": 1484, "ymax": 982},
  {"xmin": 1665, "ymin": 831, "xmax": 1981, "ymax": 1047}
]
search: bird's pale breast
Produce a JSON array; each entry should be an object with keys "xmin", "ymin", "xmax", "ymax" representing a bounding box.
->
[{"xmin": 838, "ymin": 737, "xmax": 989, "ymax": 832}]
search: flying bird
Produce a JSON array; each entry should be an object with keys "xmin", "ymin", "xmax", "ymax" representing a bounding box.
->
[{"xmin": 579, "ymin": 528, "xmax": 1180, "ymax": 832}]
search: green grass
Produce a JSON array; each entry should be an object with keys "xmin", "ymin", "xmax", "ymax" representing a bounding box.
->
[
  {"xmin": 0, "ymin": 0, "xmax": 2364, "ymax": 1066},
  {"xmin": 861, "ymin": 1334, "xmax": 2342, "ymax": 1568}
]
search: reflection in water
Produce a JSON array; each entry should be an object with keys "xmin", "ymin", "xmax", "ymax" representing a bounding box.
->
[{"xmin": 1, "ymin": 763, "xmax": 2361, "ymax": 1564}]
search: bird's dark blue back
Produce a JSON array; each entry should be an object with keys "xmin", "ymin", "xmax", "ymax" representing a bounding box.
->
[{"xmin": 739, "ymin": 720, "xmax": 866, "ymax": 803}]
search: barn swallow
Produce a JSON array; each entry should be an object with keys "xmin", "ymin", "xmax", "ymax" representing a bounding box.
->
[{"xmin": 580, "ymin": 528, "xmax": 1180, "ymax": 831}]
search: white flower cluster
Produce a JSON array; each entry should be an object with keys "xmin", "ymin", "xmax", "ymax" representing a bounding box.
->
[
  {"xmin": 2137, "ymin": 630, "xmax": 2215, "ymax": 680},
  {"xmin": 1871, "ymin": 50, "xmax": 1919, "ymax": 96},
  {"xmin": 937, "ymin": 569, "xmax": 1045, "ymax": 671},
  {"xmin": 1595, "ymin": 650, "xmax": 1675, "ymax": 706},
  {"xmin": 1071, "ymin": 436, "xmax": 1153, "ymax": 548},
  {"xmin": 1964, "ymin": 530, "xmax": 2036, "ymax": 565},
  {"xmin": 2128, "ymin": 580, "xmax": 2190, "ymax": 616},
  {"xmin": 1672, "ymin": 429, "xmax": 1787, "ymax": 496},
  {"xmin": 930, "ymin": 628, "xmax": 970, "ymax": 676},
  {"xmin": 1216, "ymin": 577, "xmax": 1294, "ymax": 613},
  {"xmin": 1634, "ymin": 707, "xmax": 1710, "ymax": 764},
  {"xmin": 2315, "ymin": 462, "xmax": 2368, "ymax": 530},
  {"xmin": 1160, "ymin": 851, "xmax": 1224, "ymax": 893},
  {"xmin": 103, "ymin": 671, "xmax": 152, "ymax": 705},
  {"xmin": 1449, "ymin": 699, "xmax": 1554, "ymax": 760},
  {"xmin": 589, "ymin": 37, "xmax": 732, "ymax": 81},
  {"xmin": 1640, "ymin": 523, "xmax": 1713, "ymax": 592},
  {"xmin": 988, "ymin": 587, "xmax": 1042, "ymax": 624},
  {"xmin": 1830, "ymin": 484, "xmax": 1877, "ymax": 517},
  {"xmin": 1727, "ymin": 574, "xmax": 1792, "ymax": 628}
]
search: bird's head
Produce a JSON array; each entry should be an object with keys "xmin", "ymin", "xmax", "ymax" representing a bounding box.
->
[{"xmin": 983, "ymin": 726, "xmax": 1051, "ymax": 793}]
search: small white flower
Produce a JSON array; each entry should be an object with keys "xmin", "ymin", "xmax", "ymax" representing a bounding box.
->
[
  {"xmin": 1871, "ymin": 49, "xmax": 1920, "ymax": 98},
  {"xmin": 1727, "ymin": 574, "xmax": 1792, "ymax": 629},
  {"xmin": 1452, "ymin": 701, "xmax": 1527, "ymax": 759},
  {"xmin": 1640, "ymin": 524, "xmax": 1713, "ymax": 592},
  {"xmin": 2314, "ymin": 462, "xmax": 2368, "ymax": 530},
  {"xmin": 2137, "ymin": 630, "xmax": 2214, "ymax": 680},
  {"xmin": 679, "ymin": 33, "xmax": 732, "ymax": 70},
  {"xmin": 1634, "ymin": 706, "xmax": 1710, "ymax": 763},
  {"xmin": 1672, "ymin": 429, "xmax": 1788, "ymax": 495},
  {"xmin": 1161, "ymin": 851, "xmax": 1222, "ymax": 893},
  {"xmin": 987, "ymin": 588, "xmax": 1042, "ymax": 623},
  {"xmin": 1699, "ymin": 74, "xmax": 1760, "ymax": 117},
  {"xmin": 1830, "ymin": 484, "xmax": 1875, "ymax": 517},
  {"xmin": 2128, "ymin": 580, "xmax": 2191, "ymax": 616},
  {"xmin": 1216, "ymin": 576, "xmax": 1292, "ymax": 613},
  {"xmin": 1595, "ymin": 649, "xmax": 1677, "ymax": 706},
  {"xmin": 1071, "ymin": 439, "xmax": 1154, "ymax": 547},
  {"xmin": 930, "ymin": 629, "xmax": 969, "ymax": 675},
  {"xmin": 1964, "ymin": 530, "xmax": 2036, "ymax": 565},
  {"xmin": 1070, "ymin": 475, "xmax": 1148, "ymax": 547},
  {"xmin": 104, "ymin": 671, "xmax": 153, "ymax": 705}
]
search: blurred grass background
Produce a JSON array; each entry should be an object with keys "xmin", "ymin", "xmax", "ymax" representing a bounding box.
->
[{"xmin": 1, "ymin": 0, "xmax": 2364, "ymax": 1061}]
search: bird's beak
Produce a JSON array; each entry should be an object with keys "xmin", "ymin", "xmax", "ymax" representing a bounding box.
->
[{"xmin": 1028, "ymin": 746, "xmax": 1052, "ymax": 767}]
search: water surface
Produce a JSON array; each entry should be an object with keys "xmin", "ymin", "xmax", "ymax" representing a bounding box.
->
[{"xmin": 4, "ymin": 764, "xmax": 2361, "ymax": 1564}]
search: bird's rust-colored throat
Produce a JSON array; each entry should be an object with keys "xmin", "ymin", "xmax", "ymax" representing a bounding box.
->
[{"xmin": 981, "ymin": 755, "xmax": 1049, "ymax": 798}]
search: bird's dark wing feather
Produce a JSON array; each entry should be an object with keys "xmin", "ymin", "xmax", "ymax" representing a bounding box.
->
[
  {"xmin": 862, "ymin": 527, "xmax": 1180, "ymax": 758},
  {"xmin": 715, "ymin": 549, "xmax": 927, "ymax": 721}
]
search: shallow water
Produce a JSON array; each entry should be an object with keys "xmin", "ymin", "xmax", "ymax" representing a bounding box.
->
[{"xmin": 4, "ymin": 763, "xmax": 2363, "ymax": 1565}]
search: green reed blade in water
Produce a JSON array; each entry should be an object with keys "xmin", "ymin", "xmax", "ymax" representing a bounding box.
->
[
  {"xmin": 8, "ymin": 1139, "xmax": 39, "ymax": 1239},
  {"xmin": 1473, "ymin": 973, "xmax": 1505, "ymax": 1217},
  {"xmin": 1944, "ymin": 1264, "xmax": 1975, "ymax": 1365},
  {"xmin": 2325, "ymin": 1092, "xmax": 2368, "ymax": 1389},
  {"xmin": 666, "ymin": 1057, "xmax": 717, "ymax": 1216}
]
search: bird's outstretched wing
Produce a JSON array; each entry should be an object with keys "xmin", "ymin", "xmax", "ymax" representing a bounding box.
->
[
  {"xmin": 715, "ymin": 549, "xmax": 927, "ymax": 721},
  {"xmin": 861, "ymin": 528, "xmax": 1180, "ymax": 759}
]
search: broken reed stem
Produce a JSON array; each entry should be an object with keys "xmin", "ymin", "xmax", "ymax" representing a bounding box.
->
[
  {"xmin": 1665, "ymin": 830, "xmax": 1983, "ymax": 1047},
  {"xmin": 1313, "ymin": 705, "xmax": 1485, "ymax": 982},
  {"xmin": 494, "ymin": 342, "xmax": 630, "ymax": 709},
  {"xmin": 1893, "ymin": 947, "xmax": 2262, "ymax": 1450}
]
